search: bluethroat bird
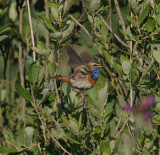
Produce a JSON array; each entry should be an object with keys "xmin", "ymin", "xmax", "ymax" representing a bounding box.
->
[{"xmin": 54, "ymin": 44, "xmax": 103, "ymax": 92}]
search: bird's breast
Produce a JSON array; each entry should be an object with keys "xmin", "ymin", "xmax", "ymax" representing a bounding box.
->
[{"xmin": 69, "ymin": 75, "xmax": 95, "ymax": 89}]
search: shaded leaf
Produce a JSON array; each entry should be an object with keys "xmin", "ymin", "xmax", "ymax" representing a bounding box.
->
[
  {"xmin": 126, "ymin": 15, "xmax": 137, "ymax": 27},
  {"xmin": 64, "ymin": 133, "xmax": 80, "ymax": 144},
  {"xmin": 139, "ymin": 6, "xmax": 150, "ymax": 24},
  {"xmin": 15, "ymin": 81, "xmax": 32, "ymax": 102},
  {"xmin": 145, "ymin": 17, "xmax": 156, "ymax": 32},
  {"xmin": 28, "ymin": 63, "xmax": 43, "ymax": 85}
]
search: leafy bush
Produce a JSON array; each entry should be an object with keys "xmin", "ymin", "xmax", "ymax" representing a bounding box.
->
[{"xmin": 0, "ymin": 0, "xmax": 160, "ymax": 154}]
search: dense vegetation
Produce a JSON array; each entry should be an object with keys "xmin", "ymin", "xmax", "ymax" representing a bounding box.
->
[{"xmin": 0, "ymin": 0, "xmax": 160, "ymax": 154}]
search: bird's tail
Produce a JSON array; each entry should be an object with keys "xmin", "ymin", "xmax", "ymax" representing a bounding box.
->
[{"xmin": 51, "ymin": 76, "xmax": 69, "ymax": 82}]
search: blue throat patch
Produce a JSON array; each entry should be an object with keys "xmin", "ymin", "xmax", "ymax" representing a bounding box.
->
[{"xmin": 92, "ymin": 67, "xmax": 101, "ymax": 80}]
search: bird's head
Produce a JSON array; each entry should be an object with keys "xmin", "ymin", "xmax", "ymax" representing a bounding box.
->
[{"xmin": 87, "ymin": 62, "xmax": 103, "ymax": 72}]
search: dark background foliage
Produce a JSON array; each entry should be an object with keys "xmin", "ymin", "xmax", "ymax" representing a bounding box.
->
[{"xmin": 0, "ymin": 0, "xmax": 160, "ymax": 154}]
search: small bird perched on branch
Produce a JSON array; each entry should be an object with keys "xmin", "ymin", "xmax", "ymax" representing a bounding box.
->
[{"xmin": 54, "ymin": 44, "xmax": 103, "ymax": 92}]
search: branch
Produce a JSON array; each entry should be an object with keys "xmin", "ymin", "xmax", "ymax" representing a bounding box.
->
[
  {"xmin": 100, "ymin": 15, "xmax": 129, "ymax": 48},
  {"xmin": 114, "ymin": 0, "xmax": 126, "ymax": 33},
  {"xmin": 44, "ymin": 0, "xmax": 50, "ymax": 81},
  {"xmin": 18, "ymin": 5, "xmax": 26, "ymax": 132},
  {"xmin": 81, "ymin": 93, "xmax": 96, "ymax": 154},
  {"xmin": 26, "ymin": 0, "xmax": 36, "ymax": 62},
  {"xmin": 69, "ymin": 14, "xmax": 92, "ymax": 40}
]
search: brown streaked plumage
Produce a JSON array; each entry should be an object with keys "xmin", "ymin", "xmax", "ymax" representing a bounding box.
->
[{"xmin": 54, "ymin": 44, "xmax": 103, "ymax": 92}]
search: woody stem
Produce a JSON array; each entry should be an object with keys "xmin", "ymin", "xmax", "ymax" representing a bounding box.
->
[{"xmin": 82, "ymin": 92, "xmax": 96, "ymax": 154}]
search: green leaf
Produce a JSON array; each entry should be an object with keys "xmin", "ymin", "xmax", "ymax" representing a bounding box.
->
[
  {"xmin": 0, "ymin": 147, "xmax": 18, "ymax": 153},
  {"xmin": 128, "ymin": 0, "xmax": 139, "ymax": 14},
  {"xmin": 50, "ymin": 32, "xmax": 63, "ymax": 40},
  {"xmin": 36, "ymin": 88, "xmax": 50, "ymax": 106},
  {"xmin": 37, "ymin": 41, "xmax": 46, "ymax": 50},
  {"xmin": 139, "ymin": 6, "xmax": 150, "ymax": 24},
  {"xmin": 157, "ymin": 3, "xmax": 160, "ymax": 13},
  {"xmin": 64, "ymin": 133, "xmax": 80, "ymax": 144},
  {"xmin": 98, "ymin": 81, "xmax": 108, "ymax": 108},
  {"xmin": 100, "ymin": 140, "xmax": 111, "ymax": 155},
  {"xmin": 41, "ymin": 16, "xmax": 56, "ymax": 32},
  {"xmin": 122, "ymin": 60, "xmax": 131, "ymax": 75},
  {"xmin": 90, "ymin": 0, "xmax": 100, "ymax": 11},
  {"xmin": 28, "ymin": 63, "xmax": 43, "ymax": 85},
  {"xmin": 51, "ymin": 5, "xmax": 59, "ymax": 21},
  {"xmin": 0, "ymin": 9, "xmax": 3, "ymax": 14},
  {"xmin": 3, "ymin": 131, "xmax": 16, "ymax": 145},
  {"xmin": 156, "ymin": 14, "xmax": 160, "ymax": 26},
  {"xmin": 0, "ymin": 35, "xmax": 8, "ymax": 42},
  {"xmin": 126, "ymin": 15, "xmax": 137, "ymax": 27},
  {"xmin": 25, "ymin": 127, "xmax": 34, "ymax": 146},
  {"xmin": 153, "ymin": 48, "xmax": 160, "ymax": 63},
  {"xmin": 62, "ymin": 20, "xmax": 74, "ymax": 38},
  {"xmin": 31, "ymin": 47, "xmax": 43, "ymax": 55},
  {"xmin": 104, "ymin": 52, "xmax": 114, "ymax": 67},
  {"xmin": 93, "ymin": 126, "xmax": 101, "ymax": 134},
  {"xmin": 15, "ymin": 81, "xmax": 32, "ymax": 102},
  {"xmin": 68, "ymin": 120, "xmax": 79, "ymax": 135},
  {"xmin": 145, "ymin": 17, "xmax": 156, "ymax": 32},
  {"xmin": 64, "ymin": 0, "xmax": 75, "ymax": 13},
  {"xmin": 88, "ymin": 14, "xmax": 93, "ymax": 24},
  {"xmin": 114, "ymin": 63, "xmax": 123, "ymax": 75}
]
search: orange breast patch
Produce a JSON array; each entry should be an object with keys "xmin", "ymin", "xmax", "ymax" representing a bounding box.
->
[{"xmin": 88, "ymin": 76, "xmax": 96, "ymax": 85}]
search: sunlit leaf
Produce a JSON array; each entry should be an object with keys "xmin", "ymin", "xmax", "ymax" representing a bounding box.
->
[
  {"xmin": 90, "ymin": 0, "xmax": 100, "ymax": 11},
  {"xmin": 98, "ymin": 81, "xmax": 108, "ymax": 108},
  {"xmin": 0, "ymin": 35, "xmax": 8, "ymax": 42},
  {"xmin": 25, "ymin": 127, "xmax": 34, "ymax": 146},
  {"xmin": 100, "ymin": 140, "xmax": 111, "ymax": 155},
  {"xmin": 62, "ymin": 20, "xmax": 74, "ymax": 38},
  {"xmin": 122, "ymin": 60, "xmax": 131, "ymax": 75}
]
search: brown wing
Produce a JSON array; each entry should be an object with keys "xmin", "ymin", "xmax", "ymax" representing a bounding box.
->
[
  {"xmin": 80, "ymin": 52, "xmax": 94, "ymax": 64},
  {"xmin": 66, "ymin": 44, "xmax": 86, "ymax": 69}
]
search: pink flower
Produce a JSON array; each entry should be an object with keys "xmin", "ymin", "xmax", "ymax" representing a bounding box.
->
[{"xmin": 123, "ymin": 95, "xmax": 155, "ymax": 121}]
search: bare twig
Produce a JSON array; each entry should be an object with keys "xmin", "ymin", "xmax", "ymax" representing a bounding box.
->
[
  {"xmin": 18, "ymin": 5, "xmax": 26, "ymax": 134},
  {"xmin": 45, "ymin": 0, "xmax": 50, "ymax": 81},
  {"xmin": 100, "ymin": 15, "xmax": 129, "ymax": 48},
  {"xmin": 94, "ymin": 32, "xmax": 129, "ymax": 55},
  {"xmin": 69, "ymin": 14, "xmax": 92, "ymax": 40},
  {"xmin": 114, "ymin": 0, "xmax": 126, "ymax": 33},
  {"xmin": 113, "ymin": 110, "xmax": 124, "ymax": 137},
  {"xmin": 115, "ymin": 116, "xmax": 129, "ymax": 138},
  {"xmin": 0, "ymin": 79, "xmax": 14, "ymax": 84},
  {"xmin": 26, "ymin": 0, "xmax": 36, "ymax": 61},
  {"xmin": 81, "ymin": 93, "xmax": 96, "ymax": 154},
  {"xmin": 53, "ymin": 47, "xmax": 61, "ymax": 103}
]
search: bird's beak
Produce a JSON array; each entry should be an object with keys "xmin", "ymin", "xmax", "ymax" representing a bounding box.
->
[{"xmin": 97, "ymin": 64, "xmax": 104, "ymax": 68}]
